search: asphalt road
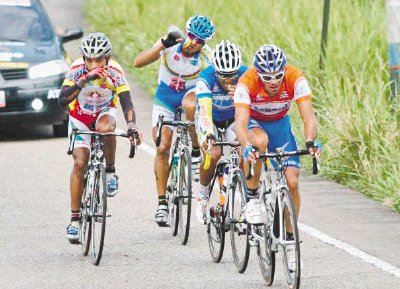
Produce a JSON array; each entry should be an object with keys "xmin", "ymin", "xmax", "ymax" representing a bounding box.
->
[{"xmin": 0, "ymin": 1, "xmax": 399, "ymax": 288}]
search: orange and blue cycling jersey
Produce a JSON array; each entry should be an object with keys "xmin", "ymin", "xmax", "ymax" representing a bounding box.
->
[
  {"xmin": 62, "ymin": 58, "xmax": 130, "ymax": 121},
  {"xmin": 233, "ymin": 65, "xmax": 312, "ymax": 121}
]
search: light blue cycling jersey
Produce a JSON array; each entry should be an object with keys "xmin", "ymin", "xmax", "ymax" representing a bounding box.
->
[{"xmin": 196, "ymin": 65, "xmax": 247, "ymax": 122}]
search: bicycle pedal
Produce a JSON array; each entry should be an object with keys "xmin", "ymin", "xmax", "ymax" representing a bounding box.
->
[{"xmin": 107, "ymin": 214, "xmax": 112, "ymax": 217}]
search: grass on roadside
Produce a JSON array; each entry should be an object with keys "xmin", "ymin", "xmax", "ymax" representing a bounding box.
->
[{"xmin": 83, "ymin": 0, "xmax": 400, "ymax": 212}]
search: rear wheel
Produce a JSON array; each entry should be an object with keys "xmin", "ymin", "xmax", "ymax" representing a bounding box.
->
[
  {"xmin": 90, "ymin": 164, "xmax": 107, "ymax": 265},
  {"xmin": 280, "ymin": 188, "xmax": 301, "ymax": 289},
  {"xmin": 230, "ymin": 170, "xmax": 250, "ymax": 273},
  {"xmin": 80, "ymin": 174, "xmax": 92, "ymax": 256},
  {"xmin": 207, "ymin": 172, "xmax": 226, "ymax": 263},
  {"xmin": 177, "ymin": 147, "xmax": 192, "ymax": 245}
]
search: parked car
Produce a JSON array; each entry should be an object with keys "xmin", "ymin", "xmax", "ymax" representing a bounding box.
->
[{"xmin": 0, "ymin": 0, "xmax": 83, "ymax": 136}]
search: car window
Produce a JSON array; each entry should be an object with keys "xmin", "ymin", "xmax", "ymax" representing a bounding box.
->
[{"xmin": 0, "ymin": 5, "xmax": 53, "ymax": 43}]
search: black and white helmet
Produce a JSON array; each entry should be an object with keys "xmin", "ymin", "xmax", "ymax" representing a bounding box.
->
[
  {"xmin": 212, "ymin": 40, "xmax": 242, "ymax": 74},
  {"xmin": 79, "ymin": 32, "xmax": 112, "ymax": 58}
]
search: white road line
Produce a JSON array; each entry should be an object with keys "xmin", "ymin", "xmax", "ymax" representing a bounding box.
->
[
  {"xmin": 298, "ymin": 223, "xmax": 400, "ymax": 278},
  {"xmin": 138, "ymin": 140, "xmax": 400, "ymax": 279}
]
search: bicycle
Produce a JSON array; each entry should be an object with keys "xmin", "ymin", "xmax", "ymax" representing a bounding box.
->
[
  {"xmin": 204, "ymin": 131, "xmax": 250, "ymax": 273},
  {"xmin": 155, "ymin": 106, "xmax": 194, "ymax": 245},
  {"xmin": 67, "ymin": 128, "xmax": 137, "ymax": 265},
  {"xmin": 246, "ymin": 145, "xmax": 319, "ymax": 289}
]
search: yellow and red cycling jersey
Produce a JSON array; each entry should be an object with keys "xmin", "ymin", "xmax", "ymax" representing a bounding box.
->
[
  {"xmin": 63, "ymin": 58, "xmax": 130, "ymax": 121},
  {"xmin": 233, "ymin": 65, "xmax": 312, "ymax": 121}
]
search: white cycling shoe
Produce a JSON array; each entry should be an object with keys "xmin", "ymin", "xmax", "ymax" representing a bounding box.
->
[
  {"xmin": 196, "ymin": 197, "xmax": 210, "ymax": 225},
  {"xmin": 245, "ymin": 199, "xmax": 268, "ymax": 225}
]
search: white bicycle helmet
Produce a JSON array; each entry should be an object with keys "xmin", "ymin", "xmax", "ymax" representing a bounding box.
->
[
  {"xmin": 212, "ymin": 40, "xmax": 242, "ymax": 74},
  {"xmin": 253, "ymin": 44, "xmax": 287, "ymax": 73},
  {"xmin": 79, "ymin": 32, "xmax": 112, "ymax": 58}
]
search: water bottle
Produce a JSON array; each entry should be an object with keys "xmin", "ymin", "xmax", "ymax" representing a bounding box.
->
[{"xmin": 172, "ymin": 153, "xmax": 179, "ymax": 167}]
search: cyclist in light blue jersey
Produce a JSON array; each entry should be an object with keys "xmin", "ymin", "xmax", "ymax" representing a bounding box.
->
[{"xmin": 195, "ymin": 40, "xmax": 247, "ymax": 224}]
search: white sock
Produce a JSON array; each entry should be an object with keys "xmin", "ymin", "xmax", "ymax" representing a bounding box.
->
[{"xmin": 198, "ymin": 184, "xmax": 210, "ymax": 199}]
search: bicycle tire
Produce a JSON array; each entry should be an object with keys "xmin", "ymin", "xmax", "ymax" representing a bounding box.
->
[
  {"xmin": 256, "ymin": 224, "xmax": 276, "ymax": 286},
  {"xmin": 280, "ymin": 188, "xmax": 301, "ymax": 289},
  {"xmin": 177, "ymin": 146, "xmax": 192, "ymax": 245},
  {"xmin": 168, "ymin": 143, "xmax": 180, "ymax": 236},
  {"xmin": 90, "ymin": 164, "xmax": 107, "ymax": 265},
  {"xmin": 80, "ymin": 174, "xmax": 92, "ymax": 256},
  {"xmin": 167, "ymin": 184, "xmax": 179, "ymax": 236},
  {"xmin": 207, "ymin": 172, "xmax": 226, "ymax": 263},
  {"xmin": 230, "ymin": 169, "xmax": 250, "ymax": 273}
]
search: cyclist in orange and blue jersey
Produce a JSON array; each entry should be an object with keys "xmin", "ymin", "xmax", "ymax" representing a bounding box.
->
[
  {"xmin": 194, "ymin": 40, "xmax": 247, "ymax": 224},
  {"xmin": 234, "ymin": 44, "xmax": 321, "ymax": 269},
  {"xmin": 133, "ymin": 15, "xmax": 216, "ymax": 227},
  {"xmin": 59, "ymin": 32, "xmax": 142, "ymax": 244}
]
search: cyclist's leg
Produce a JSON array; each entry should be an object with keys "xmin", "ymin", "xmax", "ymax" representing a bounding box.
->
[
  {"xmin": 196, "ymin": 125, "xmax": 222, "ymax": 223},
  {"xmin": 246, "ymin": 119, "xmax": 268, "ymax": 192},
  {"xmin": 96, "ymin": 108, "xmax": 118, "ymax": 197},
  {"xmin": 152, "ymin": 102, "xmax": 175, "ymax": 226},
  {"xmin": 182, "ymin": 89, "xmax": 200, "ymax": 151},
  {"xmin": 67, "ymin": 116, "xmax": 91, "ymax": 242},
  {"xmin": 262, "ymin": 115, "xmax": 301, "ymax": 222}
]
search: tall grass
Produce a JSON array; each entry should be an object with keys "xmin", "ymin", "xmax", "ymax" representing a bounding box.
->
[{"xmin": 84, "ymin": 0, "xmax": 400, "ymax": 212}]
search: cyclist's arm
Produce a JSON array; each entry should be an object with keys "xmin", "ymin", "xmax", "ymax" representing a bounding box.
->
[
  {"xmin": 297, "ymin": 98, "xmax": 317, "ymax": 142},
  {"xmin": 133, "ymin": 41, "xmax": 165, "ymax": 68},
  {"xmin": 196, "ymin": 79, "xmax": 214, "ymax": 144},
  {"xmin": 119, "ymin": 91, "xmax": 137, "ymax": 127},
  {"xmin": 234, "ymin": 84, "xmax": 252, "ymax": 147},
  {"xmin": 59, "ymin": 84, "xmax": 82, "ymax": 107}
]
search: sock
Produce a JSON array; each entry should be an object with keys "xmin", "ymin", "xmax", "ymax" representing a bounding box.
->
[
  {"xmin": 247, "ymin": 188, "xmax": 258, "ymax": 199},
  {"xmin": 70, "ymin": 210, "xmax": 80, "ymax": 222},
  {"xmin": 191, "ymin": 147, "xmax": 200, "ymax": 158},
  {"xmin": 198, "ymin": 184, "xmax": 210, "ymax": 199},
  {"xmin": 158, "ymin": 195, "xmax": 167, "ymax": 206},
  {"xmin": 106, "ymin": 164, "xmax": 115, "ymax": 173},
  {"xmin": 286, "ymin": 232, "xmax": 294, "ymax": 241}
]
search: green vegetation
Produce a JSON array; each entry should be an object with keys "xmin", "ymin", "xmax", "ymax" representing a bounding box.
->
[{"xmin": 84, "ymin": 0, "xmax": 400, "ymax": 212}]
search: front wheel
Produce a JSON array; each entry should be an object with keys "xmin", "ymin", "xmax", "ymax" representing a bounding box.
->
[
  {"xmin": 90, "ymin": 164, "xmax": 107, "ymax": 265},
  {"xmin": 230, "ymin": 169, "xmax": 250, "ymax": 273},
  {"xmin": 280, "ymin": 188, "xmax": 301, "ymax": 289},
  {"xmin": 256, "ymin": 224, "xmax": 275, "ymax": 286},
  {"xmin": 177, "ymin": 147, "xmax": 192, "ymax": 245},
  {"xmin": 80, "ymin": 174, "xmax": 92, "ymax": 256},
  {"xmin": 207, "ymin": 173, "xmax": 226, "ymax": 263}
]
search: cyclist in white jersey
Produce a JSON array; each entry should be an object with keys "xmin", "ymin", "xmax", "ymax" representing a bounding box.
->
[{"xmin": 133, "ymin": 15, "xmax": 216, "ymax": 226}]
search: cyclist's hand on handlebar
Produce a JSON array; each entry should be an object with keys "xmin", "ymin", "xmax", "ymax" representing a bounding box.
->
[
  {"xmin": 127, "ymin": 123, "xmax": 142, "ymax": 145},
  {"xmin": 305, "ymin": 140, "xmax": 322, "ymax": 159},
  {"xmin": 243, "ymin": 144, "xmax": 259, "ymax": 163},
  {"xmin": 201, "ymin": 133, "xmax": 216, "ymax": 151}
]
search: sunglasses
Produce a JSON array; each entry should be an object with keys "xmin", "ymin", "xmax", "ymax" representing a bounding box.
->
[
  {"xmin": 258, "ymin": 71, "xmax": 285, "ymax": 82},
  {"xmin": 187, "ymin": 32, "xmax": 205, "ymax": 45},
  {"xmin": 217, "ymin": 71, "xmax": 239, "ymax": 80}
]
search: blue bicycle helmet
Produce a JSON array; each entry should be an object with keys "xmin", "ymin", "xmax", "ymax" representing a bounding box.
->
[
  {"xmin": 185, "ymin": 15, "xmax": 216, "ymax": 42},
  {"xmin": 253, "ymin": 44, "xmax": 287, "ymax": 73}
]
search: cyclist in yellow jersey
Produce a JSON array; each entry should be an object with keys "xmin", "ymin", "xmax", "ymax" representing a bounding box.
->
[{"xmin": 59, "ymin": 33, "xmax": 142, "ymax": 243}]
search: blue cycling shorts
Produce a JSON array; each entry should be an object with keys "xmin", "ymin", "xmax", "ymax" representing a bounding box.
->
[{"xmin": 248, "ymin": 115, "xmax": 300, "ymax": 168}]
